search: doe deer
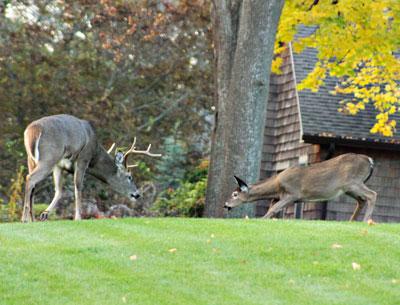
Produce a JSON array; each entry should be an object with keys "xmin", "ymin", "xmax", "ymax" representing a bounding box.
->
[
  {"xmin": 224, "ymin": 153, "xmax": 377, "ymax": 222},
  {"xmin": 22, "ymin": 114, "xmax": 161, "ymax": 222}
]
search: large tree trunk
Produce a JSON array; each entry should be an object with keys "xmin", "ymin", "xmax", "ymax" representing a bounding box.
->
[{"xmin": 205, "ymin": 0, "xmax": 284, "ymax": 217}]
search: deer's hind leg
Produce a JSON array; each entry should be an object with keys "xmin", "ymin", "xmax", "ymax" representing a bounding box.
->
[
  {"xmin": 40, "ymin": 166, "xmax": 63, "ymax": 221},
  {"xmin": 22, "ymin": 157, "xmax": 37, "ymax": 222},
  {"xmin": 22, "ymin": 162, "xmax": 53, "ymax": 223},
  {"xmin": 27, "ymin": 157, "xmax": 36, "ymax": 174},
  {"xmin": 345, "ymin": 184, "xmax": 377, "ymax": 222}
]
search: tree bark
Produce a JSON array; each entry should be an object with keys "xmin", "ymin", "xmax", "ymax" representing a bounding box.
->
[{"xmin": 205, "ymin": 0, "xmax": 284, "ymax": 217}]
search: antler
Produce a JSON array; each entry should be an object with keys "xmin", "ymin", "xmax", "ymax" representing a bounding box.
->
[
  {"xmin": 123, "ymin": 137, "xmax": 162, "ymax": 167},
  {"xmin": 107, "ymin": 143, "xmax": 116, "ymax": 154}
]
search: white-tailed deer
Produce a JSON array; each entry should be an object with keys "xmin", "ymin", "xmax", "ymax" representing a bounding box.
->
[
  {"xmin": 22, "ymin": 114, "xmax": 161, "ymax": 222},
  {"xmin": 224, "ymin": 153, "xmax": 377, "ymax": 222}
]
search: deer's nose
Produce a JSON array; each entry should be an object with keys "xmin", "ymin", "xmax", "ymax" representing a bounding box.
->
[
  {"xmin": 223, "ymin": 204, "xmax": 232, "ymax": 211},
  {"xmin": 131, "ymin": 192, "xmax": 141, "ymax": 199}
]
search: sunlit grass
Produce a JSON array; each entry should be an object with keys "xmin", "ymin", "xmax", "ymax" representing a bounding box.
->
[{"xmin": 0, "ymin": 218, "xmax": 399, "ymax": 305}]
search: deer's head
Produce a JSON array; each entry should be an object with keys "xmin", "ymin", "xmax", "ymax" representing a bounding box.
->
[
  {"xmin": 224, "ymin": 176, "xmax": 249, "ymax": 210},
  {"xmin": 107, "ymin": 150, "xmax": 141, "ymax": 200},
  {"xmin": 106, "ymin": 138, "xmax": 161, "ymax": 201}
]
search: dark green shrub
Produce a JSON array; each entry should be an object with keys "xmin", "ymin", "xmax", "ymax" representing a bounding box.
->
[
  {"xmin": 152, "ymin": 178, "xmax": 206, "ymax": 217},
  {"xmin": 152, "ymin": 159, "xmax": 208, "ymax": 217}
]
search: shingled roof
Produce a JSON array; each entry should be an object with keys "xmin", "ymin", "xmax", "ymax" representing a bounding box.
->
[{"xmin": 292, "ymin": 26, "xmax": 400, "ymax": 145}]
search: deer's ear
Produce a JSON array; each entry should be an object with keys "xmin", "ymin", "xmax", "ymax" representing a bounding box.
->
[
  {"xmin": 115, "ymin": 151, "xmax": 124, "ymax": 166},
  {"xmin": 234, "ymin": 175, "xmax": 249, "ymax": 193}
]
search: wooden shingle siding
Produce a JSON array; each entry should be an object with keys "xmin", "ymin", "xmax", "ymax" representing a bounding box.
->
[
  {"xmin": 259, "ymin": 28, "xmax": 400, "ymax": 222},
  {"xmin": 258, "ymin": 47, "xmax": 322, "ymax": 219}
]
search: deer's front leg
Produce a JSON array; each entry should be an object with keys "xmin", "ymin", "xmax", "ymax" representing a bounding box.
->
[
  {"xmin": 349, "ymin": 200, "xmax": 365, "ymax": 222},
  {"xmin": 73, "ymin": 161, "xmax": 88, "ymax": 221},
  {"xmin": 266, "ymin": 198, "xmax": 278, "ymax": 215},
  {"xmin": 263, "ymin": 196, "xmax": 295, "ymax": 219}
]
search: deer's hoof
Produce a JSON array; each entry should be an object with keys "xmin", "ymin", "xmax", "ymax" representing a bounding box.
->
[{"xmin": 39, "ymin": 211, "xmax": 49, "ymax": 221}]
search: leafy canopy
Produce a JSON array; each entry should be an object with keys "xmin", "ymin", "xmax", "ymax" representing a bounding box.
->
[{"xmin": 274, "ymin": 0, "xmax": 400, "ymax": 137}]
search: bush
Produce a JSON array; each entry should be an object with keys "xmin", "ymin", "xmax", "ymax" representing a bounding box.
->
[
  {"xmin": 152, "ymin": 178, "xmax": 206, "ymax": 217},
  {"xmin": 7, "ymin": 165, "xmax": 25, "ymax": 222},
  {"xmin": 152, "ymin": 159, "xmax": 208, "ymax": 217}
]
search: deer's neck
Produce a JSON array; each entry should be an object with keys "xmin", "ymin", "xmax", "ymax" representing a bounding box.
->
[
  {"xmin": 247, "ymin": 176, "xmax": 280, "ymax": 201},
  {"xmin": 87, "ymin": 145, "xmax": 117, "ymax": 184}
]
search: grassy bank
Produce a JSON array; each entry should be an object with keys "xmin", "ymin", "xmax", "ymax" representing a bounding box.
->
[{"xmin": 0, "ymin": 218, "xmax": 399, "ymax": 305}]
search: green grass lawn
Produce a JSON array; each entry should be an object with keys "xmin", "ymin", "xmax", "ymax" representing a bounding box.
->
[{"xmin": 0, "ymin": 218, "xmax": 399, "ymax": 305}]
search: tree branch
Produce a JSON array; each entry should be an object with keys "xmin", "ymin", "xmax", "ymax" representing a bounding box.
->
[{"xmin": 137, "ymin": 93, "xmax": 189, "ymax": 131}]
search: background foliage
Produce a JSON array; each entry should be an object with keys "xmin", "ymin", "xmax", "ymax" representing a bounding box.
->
[
  {"xmin": 0, "ymin": 0, "xmax": 213, "ymax": 218},
  {"xmin": 153, "ymin": 158, "xmax": 208, "ymax": 217},
  {"xmin": 1, "ymin": 0, "xmax": 399, "ymax": 220}
]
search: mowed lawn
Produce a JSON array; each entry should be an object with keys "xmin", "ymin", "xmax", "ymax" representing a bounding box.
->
[{"xmin": 0, "ymin": 218, "xmax": 399, "ymax": 305}]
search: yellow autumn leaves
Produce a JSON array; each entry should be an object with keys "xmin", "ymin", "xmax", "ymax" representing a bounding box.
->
[
  {"xmin": 297, "ymin": 62, "xmax": 326, "ymax": 93},
  {"xmin": 370, "ymin": 114, "xmax": 397, "ymax": 137},
  {"xmin": 273, "ymin": 0, "xmax": 400, "ymax": 137}
]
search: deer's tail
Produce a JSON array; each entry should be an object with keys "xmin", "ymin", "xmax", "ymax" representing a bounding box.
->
[
  {"xmin": 364, "ymin": 157, "xmax": 374, "ymax": 183},
  {"xmin": 24, "ymin": 125, "xmax": 42, "ymax": 165}
]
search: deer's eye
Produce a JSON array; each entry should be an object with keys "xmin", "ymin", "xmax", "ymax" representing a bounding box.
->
[
  {"xmin": 232, "ymin": 191, "xmax": 238, "ymax": 198},
  {"xmin": 127, "ymin": 176, "xmax": 132, "ymax": 181}
]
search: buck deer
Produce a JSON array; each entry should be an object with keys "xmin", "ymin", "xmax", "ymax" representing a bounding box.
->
[
  {"xmin": 224, "ymin": 153, "xmax": 377, "ymax": 222},
  {"xmin": 22, "ymin": 114, "xmax": 161, "ymax": 222}
]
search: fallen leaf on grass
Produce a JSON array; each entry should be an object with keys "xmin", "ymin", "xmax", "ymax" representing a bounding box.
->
[
  {"xmin": 129, "ymin": 255, "xmax": 138, "ymax": 261},
  {"xmin": 122, "ymin": 296, "xmax": 127, "ymax": 303},
  {"xmin": 212, "ymin": 248, "xmax": 220, "ymax": 253},
  {"xmin": 206, "ymin": 239, "xmax": 211, "ymax": 244},
  {"xmin": 331, "ymin": 243, "xmax": 343, "ymax": 249},
  {"xmin": 352, "ymin": 262, "xmax": 361, "ymax": 270},
  {"xmin": 210, "ymin": 234, "xmax": 215, "ymax": 238},
  {"xmin": 392, "ymin": 279, "xmax": 398, "ymax": 284},
  {"xmin": 168, "ymin": 248, "xmax": 177, "ymax": 253}
]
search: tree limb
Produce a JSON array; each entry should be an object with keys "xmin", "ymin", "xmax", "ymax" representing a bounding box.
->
[{"xmin": 137, "ymin": 93, "xmax": 189, "ymax": 131}]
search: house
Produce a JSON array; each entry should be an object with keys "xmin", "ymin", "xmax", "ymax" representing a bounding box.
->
[{"xmin": 258, "ymin": 27, "xmax": 400, "ymax": 222}]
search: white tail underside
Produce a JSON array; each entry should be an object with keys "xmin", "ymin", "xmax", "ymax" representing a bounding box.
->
[{"xmin": 33, "ymin": 132, "xmax": 41, "ymax": 163}]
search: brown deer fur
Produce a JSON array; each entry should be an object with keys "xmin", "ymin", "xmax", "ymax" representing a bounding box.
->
[
  {"xmin": 22, "ymin": 114, "xmax": 143, "ymax": 222},
  {"xmin": 224, "ymin": 153, "xmax": 377, "ymax": 222}
]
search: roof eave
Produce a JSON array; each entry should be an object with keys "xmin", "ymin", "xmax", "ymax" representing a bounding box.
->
[{"xmin": 302, "ymin": 134, "xmax": 400, "ymax": 151}]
